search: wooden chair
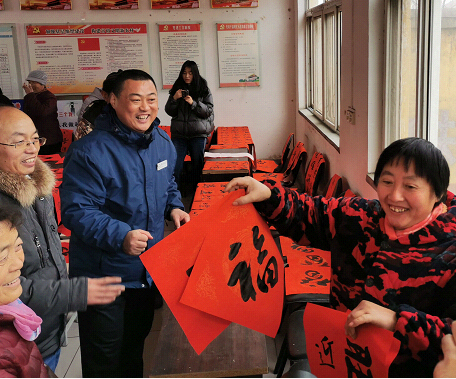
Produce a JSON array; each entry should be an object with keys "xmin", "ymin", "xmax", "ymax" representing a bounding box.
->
[
  {"xmin": 255, "ymin": 133, "xmax": 294, "ymax": 173},
  {"xmin": 253, "ymin": 142, "xmax": 307, "ymax": 188}
]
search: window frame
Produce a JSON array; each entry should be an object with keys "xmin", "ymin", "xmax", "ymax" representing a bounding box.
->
[{"xmin": 305, "ymin": 0, "xmax": 342, "ymax": 133}]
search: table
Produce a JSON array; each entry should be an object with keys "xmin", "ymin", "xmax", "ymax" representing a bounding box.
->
[{"xmin": 147, "ymin": 304, "xmax": 269, "ymax": 377}]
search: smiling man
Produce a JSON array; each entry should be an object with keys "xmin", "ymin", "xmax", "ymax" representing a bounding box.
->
[{"xmin": 60, "ymin": 69, "xmax": 189, "ymax": 378}]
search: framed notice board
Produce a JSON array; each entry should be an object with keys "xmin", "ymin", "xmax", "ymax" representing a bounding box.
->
[{"xmin": 26, "ymin": 23, "xmax": 150, "ymax": 94}]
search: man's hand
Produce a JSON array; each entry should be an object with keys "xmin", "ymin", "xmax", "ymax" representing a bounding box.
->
[
  {"xmin": 87, "ymin": 277, "xmax": 125, "ymax": 305},
  {"xmin": 344, "ymin": 300, "xmax": 397, "ymax": 339},
  {"xmin": 122, "ymin": 229, "xmax": 153, "ymax": 256},
  {"xmin": 170, "ymin": 208, "xmax": 190, "ymax": 229},
  {"xmin": 224, "ymin": 176, "xmax": 272, "ymax": 206}
]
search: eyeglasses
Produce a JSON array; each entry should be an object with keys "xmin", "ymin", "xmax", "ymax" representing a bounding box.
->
[{"xmin": 0, "ymin": 137, "xmax": 46, "ymax": 149}]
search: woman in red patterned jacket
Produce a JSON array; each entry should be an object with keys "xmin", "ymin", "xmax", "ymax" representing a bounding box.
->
[{"xmin": 225, "ymin": 137, "xmax": 456, "ymax": 377}]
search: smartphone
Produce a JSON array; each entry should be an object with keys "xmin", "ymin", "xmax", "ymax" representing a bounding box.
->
[{"xmin": 181, "ymin": 89, "xmax": 189, "ymax": 98}]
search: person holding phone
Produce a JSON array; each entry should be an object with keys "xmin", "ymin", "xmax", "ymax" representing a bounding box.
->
[{"xmin": 165, "ymin": 60, "xmax": 214, "ymax": 195}]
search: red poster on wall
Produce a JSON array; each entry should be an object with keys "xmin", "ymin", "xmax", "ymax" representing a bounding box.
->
[
  {"xmin": 211, "ymin": 0, "xmax": 258, "ymax": 8},
  {"xmin": 152, "ymin": 0, "xmax": 198, "ymax": 8}
]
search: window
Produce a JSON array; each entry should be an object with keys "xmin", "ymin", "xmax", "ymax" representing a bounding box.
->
[
  {"xmin": 305, "ymin": 0, "xmax": 342, "ymax": 132},
  {"xmin": 385, "ymin": 0, "xmax": 456, "ymax": 191}
]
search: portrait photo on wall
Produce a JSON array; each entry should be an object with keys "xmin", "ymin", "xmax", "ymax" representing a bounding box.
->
[
  {"xmin": 152, "ymin": 0, "xmax": 199, "ymax": 8},
  {"xmin": 211, "ymin": 0, "xmax": 257, "ymax": 8},
  {"xmin": 20, "ymin": 0, "xmax": 71, "ymax": 9},
  {"xmin": 89, "ymin": 0, "xmax": 138, "ymax": 9}
]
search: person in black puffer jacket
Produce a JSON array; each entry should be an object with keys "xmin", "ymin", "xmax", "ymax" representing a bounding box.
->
[{"xmin": 165, "ymin": 60, "xmax": 214, "ymax": 193}]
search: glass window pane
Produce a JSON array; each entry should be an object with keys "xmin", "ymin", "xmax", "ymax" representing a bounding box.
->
[
  {"xmin": 312, "ymin": 17, "xmax": 323, "ymax": 115},
  {"xmin": 325, "ymin": 12, "xmax": 336, "ymax": 125},
  {"xmin": 437, "ymin": 3, "xmax": 456, "ymax": 192},
  {"xmin": 399, "ymin": 0, "xmax": 418, "ymax": 139},
  {"xmin": 308, "ymin": 0, "xmax": 324, "ymax": 8}
]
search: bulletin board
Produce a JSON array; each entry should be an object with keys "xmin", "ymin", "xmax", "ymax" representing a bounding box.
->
[
  {"xmin": 0, "ymin": 25, "xmax": 22, "ymax": 99},
  {"xmin": 158, "ymin": 23, "xmax": 204, "ymax": 89},
  {"xmin": 216, "ymin": 22, "xmax": 260, "ymax": 87},
  {"xmin": 25, "ymin": 23, "xmax": 150, "ymax": 94}
]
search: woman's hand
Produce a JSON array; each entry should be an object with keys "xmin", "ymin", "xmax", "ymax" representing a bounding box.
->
[
  {"xmin": 344, "ymin": 300, "xmax": 397, "ymax": 339},
  {"xmin": 184, "ymin": 95, "xmax": 193, "ymax": 105},
  {"xmin": 87, "ymin": 276, "xmax": 125, "ymax": 305},
  {"xmin": 434, "ymin": 321, "xmax": 456, "ymax": 378},
  {"xmin": 173, "ymin": 89, "xmax": 184, "ymax": 101},
  {"xmin": 22, "ymin": 82, "xmax": 33, "ymax": 94},
  {"xmin": 224, "ymin": 177, "xmax": 272, "ymax": 206}
]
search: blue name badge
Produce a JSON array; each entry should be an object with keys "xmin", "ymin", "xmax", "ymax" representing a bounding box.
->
[{"xmin": 157, "ymin": 160, "xmax": 167, "ymax": 171}]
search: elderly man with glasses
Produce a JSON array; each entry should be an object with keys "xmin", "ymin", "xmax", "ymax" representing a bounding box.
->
[{"xmin": 0, "ymin": 105, "xmax": 125, "ymax": 372}]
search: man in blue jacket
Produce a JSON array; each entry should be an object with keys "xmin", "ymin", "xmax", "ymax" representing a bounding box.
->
[{"xmin": 60, "ymin": 69, "xmax": 189, "ymax": 378}]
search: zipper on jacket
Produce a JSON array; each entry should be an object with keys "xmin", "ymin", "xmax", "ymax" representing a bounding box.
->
[{"xmin": 34, "ymin": 234, "xmax": 45, "ymax": 268}]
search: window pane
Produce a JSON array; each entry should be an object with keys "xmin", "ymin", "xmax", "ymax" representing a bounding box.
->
[
  {"xmin": 325, "ymin": 12, "xmax": 336, "ymax": 125},
  {"xmin": 399, "ymin": 0, "xmax": 418, "ymax": 139},
  {"xmin": 308, "ymin": 0, "xmax": 324, "ymax": 8},
  {"xmin": 312, "ymin": 17, "xmax": 323, "ymax": 116},
  {"xmin": 437, "ymin": 2, "xmax": 456, "ymax": 191}
]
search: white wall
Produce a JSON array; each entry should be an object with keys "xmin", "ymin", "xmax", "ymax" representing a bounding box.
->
[{"xmin": 1, "ymin": 0, "xmax": 295, "ymax": 160}]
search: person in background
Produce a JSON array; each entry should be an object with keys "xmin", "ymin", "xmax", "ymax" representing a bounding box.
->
[
  {"xmin": 0, "ymin": 88, "xmax": 13, "ymax": 107},
  {"xmin": 165, "ymin": 60, "xmax": 214, "ymax": 194},
  {"xmin": 0, "ymin": 105, "xmax": 125, "ymax": 372},
  {"xmin": 225, "ymin": 137, "xmax": 456, "ymax": 378},
  {"xmin": 22, "ymin": 70, "xmax": 62, "ymax": 155},
  {"xmin": 75, "ymin": 70, "xmax": 122, "ymax": 140},
  {"xmin": 0, "ymin": 202, "xmax": 48, "ymax": 378},
  {"xmin": 60, "ymin": 69, "xmax": 190, "ymax": 378}
]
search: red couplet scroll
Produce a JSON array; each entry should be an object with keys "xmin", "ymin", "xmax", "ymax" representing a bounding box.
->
[
  {"xmin": 304, "ymin": 303, "xmax": 400, "ymax": 378},
  {"xmin": 140, "ymin": 194, "xmax": 233, "ymax": 354},
  {"xmin": 180, "ymin": 190, "xmax": 284, "ymax": 338}
]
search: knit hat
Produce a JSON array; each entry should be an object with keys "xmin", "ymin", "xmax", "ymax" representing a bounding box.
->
[{"xmin": 26, "ymin": 70, "xmax": 47, "ymax": 86}]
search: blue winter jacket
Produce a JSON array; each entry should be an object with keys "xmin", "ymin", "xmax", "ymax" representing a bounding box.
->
[{"xmin": 60, "ymin": 106, "xmax": 184, "ymax": 288}]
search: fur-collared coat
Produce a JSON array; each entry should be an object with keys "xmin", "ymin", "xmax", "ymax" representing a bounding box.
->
[{"xmin": 0, "ymin": 159, "xmax": 87, "ymax": 360}]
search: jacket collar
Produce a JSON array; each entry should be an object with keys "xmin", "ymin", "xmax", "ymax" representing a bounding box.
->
[
  {"xmin": 96, "ymin": 105, "xmax": 160, "ymax": 148},
  {"xmin": 0, "ymin": 158, "xmax": 55, "ymax": 207}
]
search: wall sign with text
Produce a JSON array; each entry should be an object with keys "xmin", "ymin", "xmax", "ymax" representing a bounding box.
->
[
  {"xmin": 212, "ymin": 0, "xmax": 258, "ymax": 8},
  {"xmin": 152, "ymin": 0, "xmax": 198, "ymax": 8},
  {"xmin": 217, "ymin": 22, "xmax": 260, "ymax": 87},
  {"xmin": 26, "ymin": 24, "xmax": 149, "ymax": 94},
  {"xmin": 158, "ymin": 23, "xmax": 203, "ymax": 89}
]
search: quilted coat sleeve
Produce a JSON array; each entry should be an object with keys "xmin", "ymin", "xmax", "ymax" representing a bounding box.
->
[
  {"xmin": 60, "ymin": 147, "xmax": 132, "ymax": 254},
  {"xmin": 164, "ymin": 94, "xmax": 179, "ymax": 117},
  {"xmin": 19, "ymin": 275, "xmax": 88, "ymax": 316},
  {"xmin": 191, "ymin": 89, "xmax": 214, "ymax": 121}
]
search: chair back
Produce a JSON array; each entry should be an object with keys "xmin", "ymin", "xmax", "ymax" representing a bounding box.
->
[
  {"xmin": 274, "ymin": 133, "xmax": 295, "ymax": 173},
  {"xmin": 325, "ymin": 174, "xmax": 342, "ymax": 198},
  {"xmin": 304, "ymin": 152, "xmax": 325, "ymax": 196},
  {"xmin": 282, "ymin": 142, "xmax": 307, "ymax": 187}
]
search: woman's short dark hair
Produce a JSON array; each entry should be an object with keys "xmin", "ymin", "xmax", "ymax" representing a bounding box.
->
[
  {"xmin": 111, "ymin": 69, "xmax": 156, "ymax": 98},
  {"xmin": 0, "ymin": 203, "xmax": 22, "ymax": 230},
  {"xmin": 374, "ymin": 137, "xmax": 450, "ymax": 203},
  {"xmin": 170, "ymin": 60, "xmax": 209, "ymax": 98}
]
